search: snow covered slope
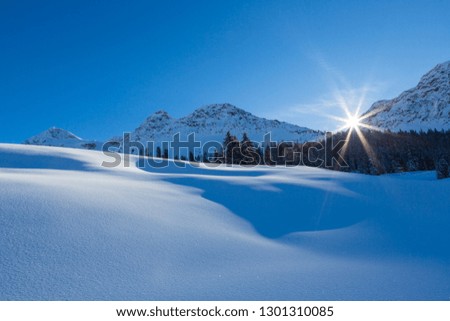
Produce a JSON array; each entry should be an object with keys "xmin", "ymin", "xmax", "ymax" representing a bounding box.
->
[
  {"xmin": 0, "ymin": 144, "xmax": 449, "ymax": 300},
  {"xmin": 24, "ymin": 127, "xmax": 100, "ymax": 150},
  {"xmin": 362, "ymin": 61, "xmax": 450, "ymax": 132},
  {"xmin": 130, "ymin": 103, "xmax": 323, "ymax": 144}
]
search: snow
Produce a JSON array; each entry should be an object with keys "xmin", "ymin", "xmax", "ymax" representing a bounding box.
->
[
  {"xmin": 129, "ymin": 103, "xmax": 324, "ymax": 150},
  {"xmin": 24, "ymin": 127, "xmax": 101, "ymax": 151},
  {"xmin": 0, "ymin": 144, "xmax": 449, "ymax": 300},
  {"xmin": 23, "ymin": 104, "xmax": 324, "ymax": 156},
  {"xmin": 363, "ymin": 60, "xmax": 450, "ymax": 132}
]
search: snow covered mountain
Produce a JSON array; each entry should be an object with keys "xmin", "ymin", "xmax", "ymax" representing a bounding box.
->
[
  {"xmin": 362, "ymin": 60, "xmax": 450, "ymax": 132},
  {"xmin": 24, "ymin": 127, "xmax": 99, "ymax": 150},
  {"xmin": 130, "ymin": 103, "xmax": 323, "ymax": 144},
  {"xmin": 24, "ymin": 105, "xmax": 323, "ymax": 153}
]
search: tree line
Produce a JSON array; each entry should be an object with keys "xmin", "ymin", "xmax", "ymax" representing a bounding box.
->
[{"xmin": 211, "ymin": 129, "xmax": 450, "ymax": 179}]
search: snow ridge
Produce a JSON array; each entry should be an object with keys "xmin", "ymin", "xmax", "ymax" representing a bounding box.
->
[
  {"xmin": 131, "ymin": 103, "xmax": 323, "ymax": 144},
  {"xmin": 24, "ymin": 127, "xmax": 99, "ymax": 150},
  {"xmin": 362, "ymin": 61, "xmax": 450, "ymax": 132},
  {"xmin": 24, "ymin": 104, "xmax": 323, "ymax": 152}
]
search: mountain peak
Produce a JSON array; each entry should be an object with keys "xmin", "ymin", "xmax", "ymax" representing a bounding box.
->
[
  {"xmin": 417, "ymin": 60, "xmax": 450, "ymax": 88},
  {"xmin": 197, "ymin": 103, "xmax": 242, "ymax": 112},
  {"xmin": 435, "ymin": 60, "xmax": 450, "ymax": 69},
  {"xmin": 24, "ymin": 127, "xmax": 100, "ymax": 150},
  {"xmin": 24, "ymin": 127, "xmax": 81, "ymax": 144},
  {"xmin": 187, "ymin": 103, "xmax": 251, "ymax": 120},
  {"xmin": 146, "ymin": 110, "xmax": 171, "ymax": 120},
  {"xmin": 130, "ymin": 103, "xmax": 322, "ymax": 147},
  {"xmin": 362, "ymin": 60, "xmax": 450, "ymax": 132},
  {"xmin": 153, "ymin": 110, "xmax": 170, "ymax": 116}
]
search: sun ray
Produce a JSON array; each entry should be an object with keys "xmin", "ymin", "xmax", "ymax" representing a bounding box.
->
[
  {"xmin": 326, "ymin": 85, "xmax": 386, "ymax": 170},
  {"xmin": 338, "ymin": 126, "xmax": 354, "ymax": 158},
  {"xmin": 354, "ymin": 125, "xmax": 382, "ymax": 170}
]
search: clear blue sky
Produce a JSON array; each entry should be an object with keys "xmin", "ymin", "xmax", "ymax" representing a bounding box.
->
[{"xmin": 1, "ymin": 0, "xmax": 449, "ymax": 143}]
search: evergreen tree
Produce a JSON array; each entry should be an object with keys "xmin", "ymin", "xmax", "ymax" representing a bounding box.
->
[
  {"xmin": 202, "ymin": 151, "xmax": 210, "ymax": 163},
  {"xmin": 264, "ymin": 144, "xmax": 276, "ymax": 166},
  {"xmin": 213, "ymin": 148, "xmax": 222, "ymax": 163},
  {"xmin": 223, "ymin": 131, "xmax": 240, "ymax": 164},
  {"xmin": 240, "ymin": 133, "xmax": 259, "ymax": 165},
  {"xmin": 436, "ymin": 157, "xmax": 449, "ymax": 179}
]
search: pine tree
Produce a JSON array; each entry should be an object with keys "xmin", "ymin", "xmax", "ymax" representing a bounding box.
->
[
  {"xmin": 223, "ymin": 131, "xmax": 240, "ymax": 164},
  {"xmin": 436, "ymin": 157, "xmax": 449, "ymax": 179},
  {"xmin": 240, "ymin": 133, "xmax": 259, "ymax": 165},
  {"xmin": 264, "ymin": 144, "xmax": 276, "ymax": 166},
  {"xmin": 202, "ymin": 151, "xmax": 209, "ymax": 163},
  {"xmin": 213, "ymin": 148, "xmax": 222, "ymax": 163}
]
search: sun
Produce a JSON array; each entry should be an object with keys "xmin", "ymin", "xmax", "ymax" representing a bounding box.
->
[{"xmin": 345, "ymin": 114, "xmax": 362, "ymax": 130}]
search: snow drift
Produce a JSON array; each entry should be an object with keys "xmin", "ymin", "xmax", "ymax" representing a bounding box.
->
[{"xmin": 0, "ymin": 144, "xmax": 449, "ymax": 300}]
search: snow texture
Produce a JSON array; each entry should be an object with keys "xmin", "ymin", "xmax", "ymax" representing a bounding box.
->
[{"xmin": 0, "ymin": 144, "xmax": 449, "ymax": 300}]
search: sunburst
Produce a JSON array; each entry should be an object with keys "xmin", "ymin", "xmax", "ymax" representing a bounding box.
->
[
  {"xmin": 344, "ymin": 114, "xmax": 361, "ymax": 130},
  {"xmin": 324, "ymin": 87, "xmax": 384, "ymax": 167}
]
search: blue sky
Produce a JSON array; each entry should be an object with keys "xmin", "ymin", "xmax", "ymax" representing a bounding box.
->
[{"xmin": 1, "ymin": 0, "xmax": 449, "ymax": 143}]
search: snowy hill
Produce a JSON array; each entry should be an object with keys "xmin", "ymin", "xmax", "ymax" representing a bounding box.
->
[
  {"xmin": 362, "ymin": 61, "xmax": 450, "ymax": 132},
  {"xmin": 1, "ymin": 143, "xmax": 449, "ymax": 300},
  {"xmin": 131, "ymin": 103, "xmax": 323, "ymax": 145},
  {"xmin": 24, "ymin": 127, "xmax": 100, "ymax": 150}
]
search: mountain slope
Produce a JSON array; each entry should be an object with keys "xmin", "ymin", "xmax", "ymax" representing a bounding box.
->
[
  {"xmin": 362, "ymin": 61, "xmax": 450, "ymax": 132},
  {"xmin": 131, "ymin": 103, "xmax": 323, "ymax": 145},
  {"xmin": 24, "ymin": 127, "xmax": 100, "ymax": 150}
]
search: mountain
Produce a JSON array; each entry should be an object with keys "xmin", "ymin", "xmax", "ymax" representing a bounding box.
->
[
  {"xmin": 24, "ymin": 105, "xmax": 322, "ymax": 154},
  {"xmin": 362, "ymin": 60, "xmax": 450, "ymax": 132},
  {"xmin": 130, "ymin": 103, "xmax": 323, "ymax": 146},
  {"xmin": 24, "ymin": 127, "xmax": 99, "ymax": 150}
]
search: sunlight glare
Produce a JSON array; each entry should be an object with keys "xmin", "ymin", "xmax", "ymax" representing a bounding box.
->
[{"xmin": 345, "ymin": 114, "xmax": 362, "ymax": 130}]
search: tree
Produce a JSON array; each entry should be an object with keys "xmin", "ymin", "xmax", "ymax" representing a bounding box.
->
[
  {"xmin": 156, "ymin": 146, "xmax": 162, "ymax": 158},
  {"xmin": 202, "ymin": 151, "xmax": 210, "ymax": 163},
  {"xmin": 223, "ymin": 131, "xmax": 240, "ymax": 164},
  {"xmin": 240, "ymin": 133, "xmax": 259, "ymax": 165},
  {"xmin": 264, "ymin": 144, "xmax": 276, "ymax": 166},
  {"xmin": 436, "ymin": 157, "xmax": 449, "ymax": 179},
  {"xmin": 213, "ymin": 148, "xmax": 222, "ymax": 163}
]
